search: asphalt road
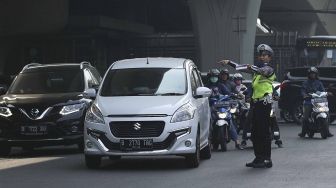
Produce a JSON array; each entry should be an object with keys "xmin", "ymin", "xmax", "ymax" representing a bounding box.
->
[{"xmin": 1, "ymin": 124, "xmax": 336, "ymax": 188}]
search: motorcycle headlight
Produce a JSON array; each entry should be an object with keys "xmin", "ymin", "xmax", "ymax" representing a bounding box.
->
[
  {"xmin": 230, "ymin": 108, "xmax": 237, "ymax": 114},
  {"xmin": 60, "ymin": 103, "xmax": 85, "ymax": 115},
  {"xmin": 0, "ymin": 107, "xmax": 12, "ymax": 117},
  {"xmin": 171, "ymin": 103, "xmax": 196, "ymax": 123},
  {"xmin": 218, "ymin": 112, "xmax": 228, "ymax": 119},
  {"xmin": 85, "ymin": 104, "xmax": 105, "ymax": 124}
]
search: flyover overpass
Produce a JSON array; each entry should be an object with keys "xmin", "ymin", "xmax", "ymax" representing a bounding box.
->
[{"xmin": 1, "ymin": 0, "xmax": 336, "ymax": 74}]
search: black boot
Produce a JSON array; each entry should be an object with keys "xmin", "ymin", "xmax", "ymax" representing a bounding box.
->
[
  {"xmin": 246, "ymin": 158, "xmax": 260, "ymax": 168},
  {"xmin": 253, "ymin": 159, "xmax": 273, "ymax": 168}
]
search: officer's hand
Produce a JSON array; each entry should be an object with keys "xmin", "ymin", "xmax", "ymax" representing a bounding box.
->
[
  {"xmin": 247, "ymin": 64, "xmax": 252, "ymax": 70},
  {"xmin": 218, "ymin": 60, "xmax": 230, "ymax": 65}
]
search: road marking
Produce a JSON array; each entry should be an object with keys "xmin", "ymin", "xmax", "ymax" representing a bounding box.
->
[{"xmin": 0, "ymin": 157, "xmax": 62, "ymax": 170}]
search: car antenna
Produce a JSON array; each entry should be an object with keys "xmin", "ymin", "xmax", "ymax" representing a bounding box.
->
[{"xmin": 146, "ymin": 57, "xmax": 149, "ymax": 64}]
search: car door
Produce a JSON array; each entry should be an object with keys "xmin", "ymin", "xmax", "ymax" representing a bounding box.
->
[{"xmin": 191, "ymin": 67, "xmax": 209, "ymax": 146}]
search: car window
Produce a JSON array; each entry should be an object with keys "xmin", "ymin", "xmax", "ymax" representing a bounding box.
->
[
  {"xmin": 192, "ymin": 69, "xmax": 202, "ymax": 87},
  {"xmin": 8, "ymin": 67, "xmax": 84, "ymax": 94},
  {"xmin": 190, "ymin": 70, "xmax": 197, "ymax": 95},
  {"xmin": 84, "ymin": 69, "xmax": 99, "ymax": 88},
  {"xmin": 101, "ymin": 68, "xmax": 187, "ymax": 96}
]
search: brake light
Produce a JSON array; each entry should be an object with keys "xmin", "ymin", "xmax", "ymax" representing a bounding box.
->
[{"xmin": 280, "ymin": 81, "xmax": 289, "ymax": 91}]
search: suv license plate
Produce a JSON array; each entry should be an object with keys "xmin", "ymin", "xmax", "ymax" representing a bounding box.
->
[
  {"xmin": 120, "ymin": 139, "xmax": 153, "ymax": 151},
  {"xmin": 21, "ymin": 126, "xmax": 48, "ymax": 135}
]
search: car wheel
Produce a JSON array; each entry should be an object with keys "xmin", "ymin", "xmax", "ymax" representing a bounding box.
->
[
  {"xmin": 292, "ymin": 103, "xmax": 303, "ymax": 125},
  {"xmin": 85, "ymin": 155, "xmax": 102, "ymax": 169},
  {"xmin": 77, "ymin": 142, "xmax": 84, "ymax": 152},
  {"xmin": 281, "ymin": 110, "xmax": 294, "ymax": 123},
  {"xmin": 0, "ymin": 145, "xmax": 11, "ymax": 156},
  {"xmin": 185, "ymin": 129, "xmax": 200, "ymax": 168},
  {"xmin": 200, "ymin": 140, "xmax": 211, "ymax": 160}
]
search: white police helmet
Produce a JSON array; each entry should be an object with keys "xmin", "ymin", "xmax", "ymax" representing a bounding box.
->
[{"xmin": 257, "ymin": 44, "xmax": 274, "ymax": 57}]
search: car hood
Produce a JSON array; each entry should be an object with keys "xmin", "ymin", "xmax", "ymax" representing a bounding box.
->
[
  {"xmin": 96, "ymin": 95, "xmax": 189, "ymax": 116},
  {"xmin": 0, "ymin": 93, "xmax": 84, "ymax": 106}
]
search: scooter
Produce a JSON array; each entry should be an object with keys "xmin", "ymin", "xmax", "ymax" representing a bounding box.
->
[
  {"xmin": 210, "ymin": 94, "xmax": 236, "ymax": 152},
  {"xmin": 303, "ymin": 91, "xmax": 330, "ymax": 139}
]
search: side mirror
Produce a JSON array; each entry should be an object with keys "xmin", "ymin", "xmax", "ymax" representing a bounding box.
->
[
  {"xmin": 84, "ymin": 88, "xmax": 96, "ymax": 98},
  {"xmin": 0, "ymin": 86, "xmax": 7, "ymax": 95},
  {"xmin": 195, "ymin": 87, "xmax": 212, "ymax": 98}
]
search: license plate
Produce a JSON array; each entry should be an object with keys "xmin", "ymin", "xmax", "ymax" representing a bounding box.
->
[
  {"xmin": 120, "ymin": 139, "xmax": 153, "ymax": 151},
  {"xmin": 20, "ymin": 126, "xmax": 48, "ymax": 135}
]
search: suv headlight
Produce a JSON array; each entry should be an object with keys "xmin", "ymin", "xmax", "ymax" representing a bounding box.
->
[
  {"xmin": 0, "ymin": 107, "xmax": 12, "ymax": 117},
  {"xmin": 60, "ymin": 103, "xmax": 85, "ymax": 115},
  {"xmin": 85, "ymin": 104, "xmax": 105, "ymax": 124},
  {"xmin": 171, "ymin": 103, "xmax": 196, "ymax": 123}
]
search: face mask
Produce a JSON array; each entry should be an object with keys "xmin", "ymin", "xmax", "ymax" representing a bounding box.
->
[{"xmin": 210, "ymin": 77, "xmax": 218, "ymax": 83}]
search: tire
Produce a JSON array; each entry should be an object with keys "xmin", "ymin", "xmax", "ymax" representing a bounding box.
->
[
  {"xmin": 308, "ymin": 132, "xmax": 314, "ymax": 138},
  {"xmin": 292, "ymin": 103, "xmax": 303, "ymax": 125},
  {"xmin": 319, "ymin": 118, "xmax": 329, "ymax": 139},
  {"xmin": 0, "ymin": 145, "xmax": 11, "ymax": 156},
  {"xmin": 77, "ymin": 142, "xmax": 84, "ymax": 152},
  {"xmin": 200, "ymin": 142, "xmax": 211, "ymax": 160},
  {"xmin": 281, "ymin": 110, "xmax": 294, "ymax": 123},
  {"xmin": 85, "ymin": 155, "xmax": 102, "ymax": 169},
  {"xmin": 218, "ymin": 126, "xmax": 227, "ymax": 152},
  {"xmin": 185, "ymin": 129, "xmax": 200, "ymax": 168}
]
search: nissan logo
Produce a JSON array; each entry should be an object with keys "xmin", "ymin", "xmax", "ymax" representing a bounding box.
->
[
  {"xmin": 30, "ymin": 108, "xmax": 40, "ymax": 117},
  {"xmin": 133, "ymin": 122, "xmax": 141, "ymax": 131}
]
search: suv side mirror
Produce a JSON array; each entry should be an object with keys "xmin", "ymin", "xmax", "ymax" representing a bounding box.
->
[
  {"xmin": 0, "ymin": 86, "xmax": 7, "ymax": 95},
  {"xmin": 195, "ymin": 87, "xmax": 212, "ymax": 98},
  {"xmin": 84, "ymin": 88, "xmax": 96, "ymax": 98}
]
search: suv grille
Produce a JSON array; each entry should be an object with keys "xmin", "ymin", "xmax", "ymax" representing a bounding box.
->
[{"xmin": 110, "ymin": 121, "xmax": 165, "ymax": 138}]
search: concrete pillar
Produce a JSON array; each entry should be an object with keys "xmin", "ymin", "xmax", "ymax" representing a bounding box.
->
[{"xmin": 188, "ymin": 0, "xmax": 261, "ymax": 71}]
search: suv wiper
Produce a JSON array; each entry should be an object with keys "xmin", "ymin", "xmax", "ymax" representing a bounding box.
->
[{"xmin": 155, "ymin": 93, "xmax": 185, "ymax": 96}]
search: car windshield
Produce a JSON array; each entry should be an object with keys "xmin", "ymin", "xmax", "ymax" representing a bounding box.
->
[
  {"xmin": 100, "ymin": 68, "xmax": 187, "ymax": 96},
  {"xmin": 8, "ymin": 67, "xmax": 84, "ymax": 94}
]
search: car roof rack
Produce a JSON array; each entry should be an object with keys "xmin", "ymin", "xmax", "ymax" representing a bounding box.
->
[
  {"xmin": 21, "ymin": 63, "xmax": 42, "ymax": 72},
  {"xmin": 80, "ymin": 61, "xmax": 91, "ymax": 69}
]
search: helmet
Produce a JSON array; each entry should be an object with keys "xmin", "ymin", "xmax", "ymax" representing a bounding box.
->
[
  {"xmin": 233, "ymin": 73, "xmax": 243, "ymax": 80},
  {"xmin": 257, "ymin": 44, "xmax": 274, "ymax": 57},
  {"xmin": 220, "ymin": 68, "xmax": 229, "ymax": 76},
  {"xmin": 307, "ymin": 67, "xmax": 318, "ymax": 74},
  {"xmin": 207, "ymin": 69, "xmax": 220, "ymax": 83}
]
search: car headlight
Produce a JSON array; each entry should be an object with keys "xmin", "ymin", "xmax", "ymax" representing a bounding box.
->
[
  {"xmin": 60, "ymin": 103, "xmax": 85, "ymax": 115},
  {"xmin": 85, "ymin": 104, "xmax": 105, "ymax": 124},
  {"xmin": 218, "ymin": 112, "xmax": 228, "ymax": 119},
  {"xmin": 0, "ymin": 107, "xmax": 12, "ymax": 117},
  {"xmin": 171, "ymin": 103, "xmax": 196, "ymax": 123}
]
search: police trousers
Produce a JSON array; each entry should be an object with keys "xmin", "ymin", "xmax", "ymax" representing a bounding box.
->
[{"xmin": 251, "ymin": 101, "xmax": 272, "ymax": 160}]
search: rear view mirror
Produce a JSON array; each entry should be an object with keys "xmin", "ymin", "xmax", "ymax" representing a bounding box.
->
[
  {"xmin": 0, "ymin": 86, "xmax": 7, "ymax": 95},
  {"xmin": 195, "ymin": 87, "xmax": 212, "ymax": 98},
  {"xmin": 84, "ymin": 88, "xmax": 97, "ymax": 98}
]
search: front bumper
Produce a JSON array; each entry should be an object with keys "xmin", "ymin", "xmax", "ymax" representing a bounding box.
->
[{"xmin": 84, "ymin": 116, "xmax": 198, "ymax": 156}]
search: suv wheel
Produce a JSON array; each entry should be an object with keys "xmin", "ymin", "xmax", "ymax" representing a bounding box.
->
[
  {"xmin": 85, "ymin": 155, "xmax": 102, "ymax": 169},
  {"xmin": 292, "ymin": 102, "xmax": 303, "ymax": 125},
  {"xmin": 281, "ymin": 110, "xmax": 294, "ymax": 123},
  {"xmin": 0, "ymin": 145, "xmax": 11, "ymax": 156},
  {"xmin": 185, "ymin": 129, "xmax": 200, "ymax": 168}
]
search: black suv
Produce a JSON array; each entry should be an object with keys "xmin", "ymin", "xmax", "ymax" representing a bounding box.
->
[
  {"xmin": 279, "ymin": 66, "xmax": 336, "ymax": 124},
  {"xmin": 0, "ymin": 62, "xmax": 101, "ymax": 155}
]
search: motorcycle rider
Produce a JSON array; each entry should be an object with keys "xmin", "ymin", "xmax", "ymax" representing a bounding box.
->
[
  {"xmin": 298, "ymin": 67, "xmax": 333, "ymax": 138},
  {"xmin": 246, "ymin": 44, "xmax": 276, "ymax": 168},
  {"xmin": 233, "ymin": 73, "xmax": 248, "ymax": 95},
  {"xmin": 232, "ymin": 73, "xmax": 248, "ymax": 134},
  {"xmin": 215, "ymin": 69, "xmax": 244, "ymax": 150}
]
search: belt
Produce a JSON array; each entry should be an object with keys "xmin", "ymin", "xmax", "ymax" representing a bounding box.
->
[{"xmin": 253, "ymin": 94, "xmax": 273, "ymax": 104}]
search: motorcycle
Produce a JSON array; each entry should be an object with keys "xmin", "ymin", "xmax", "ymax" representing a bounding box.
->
[
  {"xmin": 210, "ymin": 93, "xmax": 237, "ymax": 152},
  {"xmin": 304, "ymin": 91, "xmax": 330, "ymax": 139}
]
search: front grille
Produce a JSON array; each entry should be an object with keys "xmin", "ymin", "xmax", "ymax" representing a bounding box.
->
[
  {"xmin": 99, "ymin": 133, "xmax": 176, "ymax": 151},
  {"xmin": 110, "ymin": 121, "xmax": 165, "ymax": 138}
]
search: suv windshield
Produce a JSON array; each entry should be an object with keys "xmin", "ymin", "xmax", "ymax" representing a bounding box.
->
[
  {"xmin": 8, "ymin": 67, "xmax": 84, "ymax": 94},
  {"xmin": 101, "ymin": 68, "xmax": 187, "ymax": 96}
]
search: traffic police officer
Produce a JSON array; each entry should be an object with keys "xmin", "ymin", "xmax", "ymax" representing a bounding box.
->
[{"xmin": 246, "ymin": 44, "xmax": 276, "ymax": 168}]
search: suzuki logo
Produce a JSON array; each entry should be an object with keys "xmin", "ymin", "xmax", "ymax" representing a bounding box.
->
[
  {"xmin": 30, "ymin": 108, "xmax": 39, "ymax": 117},
  {"xmin": 133, "ymin": 122, "xmax": 141, "ymax": 131}
]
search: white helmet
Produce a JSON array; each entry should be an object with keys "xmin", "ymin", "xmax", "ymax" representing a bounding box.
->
[
  {"xmin": 233, "ymin": 73, "xmax": 243, "ymax": 80},
  {"xmin": 257, "ymin": 44, "xmax": 274, "ymax": 56}
]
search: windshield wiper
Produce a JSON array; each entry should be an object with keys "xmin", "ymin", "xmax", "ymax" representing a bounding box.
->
[{"xmin": 155, "ymin": 93, "xmax": 185, "ymax": 96}]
